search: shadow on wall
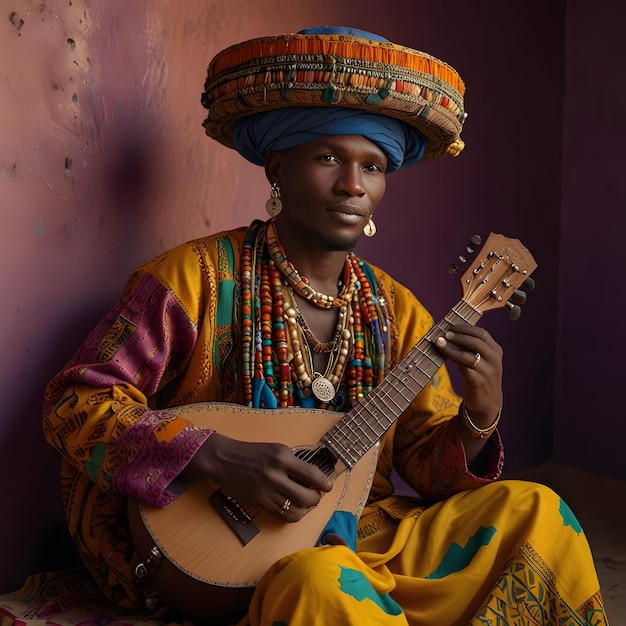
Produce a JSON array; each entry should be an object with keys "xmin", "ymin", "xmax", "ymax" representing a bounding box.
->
[
  {"xmin": 1, "ymin": 114, "xmax": 162, "ymax": 594},
  {"xmin": 0, "ymin": 303, "xmax": 117, "ymax": 594},
  {"xmin": 104, "ymin": 118, "xmax": 160, "ymax": 209}
]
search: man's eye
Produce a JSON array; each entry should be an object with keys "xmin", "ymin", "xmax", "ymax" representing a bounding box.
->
[{"xmin": 319, "ymin": 154, "xmax": 338, "ymax": 162}]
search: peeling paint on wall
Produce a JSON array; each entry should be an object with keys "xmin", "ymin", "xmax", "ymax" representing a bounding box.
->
[
  {"xmin": 0, "ymin": 163, "xmax": 17, "ymax": 179},
  {"xmin": 9, "ymin": 11, "xmax": 25, "ymax": 35}
]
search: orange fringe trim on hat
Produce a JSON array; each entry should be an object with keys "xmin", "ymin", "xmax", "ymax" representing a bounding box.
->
[{"xmin": 209, "ymin": 34, "xmax": 465, "ymax": 96}]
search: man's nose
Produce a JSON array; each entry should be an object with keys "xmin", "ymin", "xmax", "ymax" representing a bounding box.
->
[{"xmin": 334, "ymin": 164, "xmax": 366, "ymax": 196}]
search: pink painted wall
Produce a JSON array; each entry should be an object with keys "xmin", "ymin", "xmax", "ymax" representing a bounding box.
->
[{"xmin": 1, "ymin": 0, "xmax": 623, "ymax": 594}]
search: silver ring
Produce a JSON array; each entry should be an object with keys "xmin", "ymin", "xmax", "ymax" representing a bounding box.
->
[
  {"xmin": 470, "ymin": 352, "xmax": 481, "ymax": 369},
  {"xmin": 278, "ymin": 497, "xmax": 291, "ymax": 516}
]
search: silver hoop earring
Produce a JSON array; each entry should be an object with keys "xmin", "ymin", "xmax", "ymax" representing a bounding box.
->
[
  {"xmin": 265, "ymin": 183, "xmax": 282, "ymax": 217},
  {"xmin": 363, "ymin": 217, "xmax": 377, "ymax": 237}
]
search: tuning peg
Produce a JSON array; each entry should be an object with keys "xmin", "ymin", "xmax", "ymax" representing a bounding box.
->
[
  {"xmin": 448, "ymin": 234, "xmax": 482, "ymax": 274},
  {"xmin": 506, "ymin": 273, "xmax": 538, "ymax": 318},
  {"xmin": 506, "ymin": 282, "xmax": 536, "ymax": 320},
  {"xmin": 466, "ymin": 234, "xmax": 482, "ymax": 253},
  {"xmin": 506, "ymin": 301, "xmax": 522, "ymax": 320},
  {"xmin": 509, "ymin": 289, "xmax": 527, "ymax": 305}
]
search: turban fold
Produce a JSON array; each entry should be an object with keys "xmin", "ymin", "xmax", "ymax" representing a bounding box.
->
[{"xmin": 233, "ymin": 107, "xmax": 427, "ymax": 172}]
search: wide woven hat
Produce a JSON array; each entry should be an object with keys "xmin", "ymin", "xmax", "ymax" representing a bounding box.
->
[{"xmin": 201, "ymin": 27, "xmax": 468, "ymax": 163}]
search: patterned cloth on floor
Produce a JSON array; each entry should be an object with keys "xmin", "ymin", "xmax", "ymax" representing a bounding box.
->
[{"xmin": 0, "ymin": 569, "xmax": 177, "ymax": 626}]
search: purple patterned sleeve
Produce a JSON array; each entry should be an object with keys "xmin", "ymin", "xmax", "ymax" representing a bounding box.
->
[
  {"xmin": 111, "ymin": 409, "xmax": 212, "ymax": 507},
  {"xmin": 44, "ymin": 272, "xmax": 214, "ymax": 507},
  {"xmin": 79, "ymin": 274, "xmax": 196, "ymax": 395}
]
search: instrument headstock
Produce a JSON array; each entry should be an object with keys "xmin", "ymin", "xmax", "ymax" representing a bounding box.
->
[{"xmin": 458, "ymin": 233, "xmax": 537, "ymax": 317}]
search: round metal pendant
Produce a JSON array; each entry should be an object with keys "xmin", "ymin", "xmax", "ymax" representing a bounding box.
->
[
  {"xmin": 265, "ymin": 197, "xmax": 282, "ymax": 217},
  {"xmin": 311, "ymin": 376, "xmax": 336, "ymax": 402}
]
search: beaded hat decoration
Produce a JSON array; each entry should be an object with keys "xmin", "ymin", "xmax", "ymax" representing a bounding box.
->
[{"xmin": 201, "ymin": 26, "xmax": 467, "ymax": 164}]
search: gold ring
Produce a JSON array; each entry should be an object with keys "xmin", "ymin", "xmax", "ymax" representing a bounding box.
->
[
  {"xmin": 278, "ymin": 498, "xmax": 291, "ymax": 516},
  {"xmin": 470, "ymin": 352, "xmax": 481, "ymax": 369}
]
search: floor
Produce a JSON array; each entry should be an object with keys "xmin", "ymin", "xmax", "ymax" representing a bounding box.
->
[{"xmin": 509, "ymin": 461, "xmax": 626, "ymax": 624}]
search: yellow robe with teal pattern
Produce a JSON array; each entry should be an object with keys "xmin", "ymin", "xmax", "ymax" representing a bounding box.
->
[{"xmin": 41, "ymin": 224, "xmax": 607, "ymax": 625}]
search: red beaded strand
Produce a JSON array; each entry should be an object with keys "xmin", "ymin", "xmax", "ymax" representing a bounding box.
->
[
  {"xmin": 240, "ymin": 235, "xmax": 255, "ymax": 406},
  {"xmin": 268, "ymin": 261, "xmax": 293, "ymax": 407}
]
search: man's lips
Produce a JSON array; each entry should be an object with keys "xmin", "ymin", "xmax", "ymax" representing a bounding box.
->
[{"xmin": 327, "ymin": 204, "xmax": 367, "ymax": 219}]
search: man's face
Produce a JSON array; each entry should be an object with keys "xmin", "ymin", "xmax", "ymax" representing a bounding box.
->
[{"xmin": 270, "ymin": 134, "xmax": 387, "ymax": 252}]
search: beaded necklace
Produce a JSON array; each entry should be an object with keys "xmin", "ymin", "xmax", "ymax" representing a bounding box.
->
[
  {"xmin": 240, "ymin": 220, "xmax": 388, "ymax": 410},
  {"xmin": 283, "ymin": 282, "xmax": 353, "ymax": 404},
  {"xmin": 266, "ymin": 220, "xmax": 353, "ymax": 309}
]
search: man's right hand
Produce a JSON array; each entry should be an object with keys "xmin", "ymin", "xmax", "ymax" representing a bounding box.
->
[{"xmin": 184, "ymin": 433, "xmax": 333, "ymax": 521}]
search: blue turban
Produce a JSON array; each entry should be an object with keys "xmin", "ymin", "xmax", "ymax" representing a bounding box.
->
[
  {"xmin": 233, "ymin": 107, "xmax": 427, "ymax": 172},
  {"xmin": 297, "ymin": 25, "xmax": 389, "ymax": 41}
]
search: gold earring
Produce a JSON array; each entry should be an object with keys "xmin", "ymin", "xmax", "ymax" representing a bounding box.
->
[
  {"xmin": 265, "ymin": 183, "xmax": 282, "ymax": 217},
  {"xmin": 363, "ymin": 217, "xmax": 377, "ymax": 237}
]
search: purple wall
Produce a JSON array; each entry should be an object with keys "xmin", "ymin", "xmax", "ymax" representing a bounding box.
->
[
  {"xmin": 1, "ymin": 0, "xmax": 624, "ymax": 594},
  {"xmin": 555, "ymin": 0, "xmax": 626, "ymax": 479},
  {"xmin": 358, "ymin": 4, "xmax": 566, "ymax": 475}
]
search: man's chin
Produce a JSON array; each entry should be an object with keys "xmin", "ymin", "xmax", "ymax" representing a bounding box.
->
[{"xmin": 322, "ymin": 235, "xmax": 360, "ymax": 253}]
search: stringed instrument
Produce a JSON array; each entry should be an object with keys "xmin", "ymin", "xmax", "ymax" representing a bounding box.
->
[{"xmin": 129, "ymin": 232, "xmax": 537, "ymax": 622}]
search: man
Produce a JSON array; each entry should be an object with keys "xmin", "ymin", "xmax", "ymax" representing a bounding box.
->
[{"xmin": 43, "ymin": 27, "xmax": 607, "ymax": 625}]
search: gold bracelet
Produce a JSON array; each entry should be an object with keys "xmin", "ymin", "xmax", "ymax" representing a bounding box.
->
[{"xmin": 460, "ymin": 402, "xmax": 501, "ymax": 439}]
